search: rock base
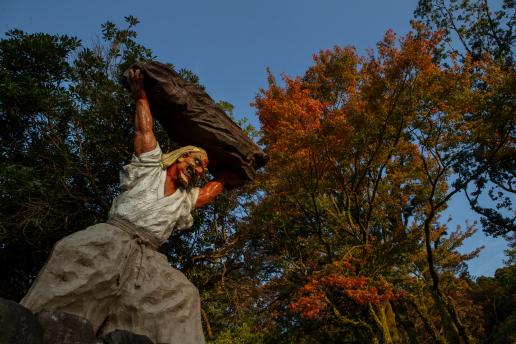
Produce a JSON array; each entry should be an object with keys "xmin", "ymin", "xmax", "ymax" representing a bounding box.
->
[{"xmin": 0, "ymin": 297, "xmax": 154, "ymax": 344}]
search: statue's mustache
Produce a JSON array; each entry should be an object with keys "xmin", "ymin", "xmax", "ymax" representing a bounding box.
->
[{"xmin": 184, "ymin": 164, "xmax": 201, "ymax": 186}]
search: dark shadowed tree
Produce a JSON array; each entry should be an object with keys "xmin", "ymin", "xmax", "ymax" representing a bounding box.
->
[
  {"xmin": 415, "ymin": 0, "xmax": 515, "ymax": 239},
  {"xmin": 0, "ymin": 16, "xmax": 154, "ymax": 300}
]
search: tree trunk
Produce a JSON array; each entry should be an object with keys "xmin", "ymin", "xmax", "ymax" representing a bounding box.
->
[
  {"xmin": 369, "ymin": 303, "xmax": 393, "ymax": 344},
  {"xmin": 423, "ymin": 218, "xmax": 474, "ymax": 344},
  {"xmin": 385, "ymin": 301, "xmax": 401, "ymax": 343},
  {"xmin": 392, "ymin": 301, "xmax": 420, "ymax": 344},
  {"xmin": 409, "ymin": 298, "xmax": 447, "ymax": 344}
]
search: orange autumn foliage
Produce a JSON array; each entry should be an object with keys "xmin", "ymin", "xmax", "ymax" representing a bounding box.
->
[
  {"xmin": 290, "ymin": 258, "xmax": 399, "ymax": 319},
  {"xmin": 251, "ymin": 21, "xmax": 513, "ymax": 343},
  {"xmin": 256, "ymin": 76, "xmax": 325, "ymax": 155}
]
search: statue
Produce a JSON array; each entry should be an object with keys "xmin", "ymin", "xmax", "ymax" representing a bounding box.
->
[{"xmin": 20, "ymin": 68, "xmax": 240, "ymax": 343}]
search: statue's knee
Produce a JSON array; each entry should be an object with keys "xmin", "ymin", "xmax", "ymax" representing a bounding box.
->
[
  {"xmin": 184, "ymin": 280, "xmax": 200, "ymax": 303},
  {"xmin": 52, "ymin": 236, "xmax": 72, "ymax": 253}
]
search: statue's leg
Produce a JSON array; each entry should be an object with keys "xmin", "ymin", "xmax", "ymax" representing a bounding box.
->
[
  {"xmin": 20, "ymin": 223, "xmax": 134, "ymax": 332},
  {"xmin": 98, "ymin": 248, "xmax": 205, "ymax": 344}
]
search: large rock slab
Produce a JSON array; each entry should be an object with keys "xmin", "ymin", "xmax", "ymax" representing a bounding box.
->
[
  {"xmin": 0, "ymin": 298, "xmax": 157, "ymax": 343},
  {"xmin": 0, "ymin": 297, "xmax": 43, "ymax": 344},
  {"xmin": 102, "ymin": 329, "xmax": 154, "ymax": 344},
  {"xmin": 37, "ymin": 310, "xmax": 96, "ymax": 344},
  {"xmin": 122, "ymin": 61, "xmax": 267, "ymax": 188}
]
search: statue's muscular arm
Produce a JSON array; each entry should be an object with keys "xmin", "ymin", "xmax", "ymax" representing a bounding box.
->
[
  {"xmin": 128, "ymin": 68, "xmax": 231, "ymax": 208},
  {"xmin": 128, "ymin": 69, "xmax": 157, "ymax": 157},
  {"xmin": 195, "ymin": 170, "xmax": 236, "ymax": 208},
  {"xmin": 196, "ymin": 180, "xmax": 223, "ymax": 208}
]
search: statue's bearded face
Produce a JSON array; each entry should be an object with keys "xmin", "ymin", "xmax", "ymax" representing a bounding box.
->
[{"xmin": 174, "ymin": 151, "xmax": 209, "ymax": 188}]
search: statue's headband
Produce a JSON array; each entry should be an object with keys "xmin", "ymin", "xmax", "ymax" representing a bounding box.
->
[{"xmin": 160, "ymin": 146, "xmax": 207, "ymax": 170}]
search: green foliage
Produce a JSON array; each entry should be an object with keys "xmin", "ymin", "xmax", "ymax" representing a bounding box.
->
[
  {"xmin": 415, "ymin": 0, "xmax": 515, "ymax": 239},
  {"xmin": 210, "ymin": 322, "xmax": 266, "ymax": 344},
  {"xmin": 0, "ymin": 17, "xmax": 158, "ymax": 301},
  {"xmin": 469, "ymin": 265, "xmax": 516, "ymax": 343},
  {"xmin": 415, "ymin": 0, "xmax": 515, "ymax": 65}
]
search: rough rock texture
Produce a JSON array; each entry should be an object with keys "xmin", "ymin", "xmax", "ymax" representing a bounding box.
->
[
  {"xmin": 0, "ymin": 297, "xmax": 43, "ymax": 344},
  {"xmin": 102, "ymin": 330, "xmax": 154, "ymax": 344},
  {"xmin": 0, "ymin": 299, "xmax": 155, "ymax": 344},
  {"xmin": 37, "ymin": 310, "xmax": 96, "ymax": 344},
  {"xmin": 122, "ymin": 61, "xmax": 267, "ymax": 188}
]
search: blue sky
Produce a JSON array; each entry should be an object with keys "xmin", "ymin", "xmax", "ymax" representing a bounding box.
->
[{"xmin": 0, "ymin": 0, "xmax": 509, "ymax": 276}]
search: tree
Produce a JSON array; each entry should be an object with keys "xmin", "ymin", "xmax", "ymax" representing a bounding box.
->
[
  {"xmin": 415, "ymin": 0, "xmax": 515, "ymax": 239},
  {"xmin": 249, "ymin": 24, "xmax": 512, "ymax": 343},
  {"xmin": 415, "ymin": 0, "xmax": 514, "ymax": 65},
  {"xmin": 469, "ymin": 264, "xmax": 516, "ymax": 343}
]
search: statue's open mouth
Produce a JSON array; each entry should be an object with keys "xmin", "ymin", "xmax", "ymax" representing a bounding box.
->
[
  {"xmin": 179, "ymin": 165, "xmax": 196, "ymax": 188},
  {"xmin": 186, "ymin": 165, "xmax": 194, "ymax": 179}
]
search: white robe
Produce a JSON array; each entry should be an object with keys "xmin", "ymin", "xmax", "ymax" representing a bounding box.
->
[{"xmin": 109, "ymin": 143, "xmax": 200, "ymax": 243}]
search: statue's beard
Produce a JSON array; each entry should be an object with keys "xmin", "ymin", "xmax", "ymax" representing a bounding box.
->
[{"xmin": 178, "ymin": 165, "xmax": 199, "ymax": 190}]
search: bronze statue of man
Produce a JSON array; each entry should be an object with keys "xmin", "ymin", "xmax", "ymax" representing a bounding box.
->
[{"xmin": 21, "ymin": 68, "xmax": 230, "ymax": 343}]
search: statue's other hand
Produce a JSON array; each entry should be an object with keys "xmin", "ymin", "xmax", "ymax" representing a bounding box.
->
[{"xmin": 128, "ymin": 68, "xmax": 146, "ymax": 100}]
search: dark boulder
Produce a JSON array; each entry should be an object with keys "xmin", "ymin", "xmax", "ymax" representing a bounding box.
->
[
  {"xmin": 102, "ymin": 329, "xmax": 154, "ymax": 344},
  {"xmin": 37, "ymin": 310, "xmax": 96, "ymax": 344},
  {"xmin": 122, "ymin": 61, "xmax": 267, "ymax": 189},
  {"xmin": 0, "ymin": 297, "xmax": 43, "ymax": 344}
]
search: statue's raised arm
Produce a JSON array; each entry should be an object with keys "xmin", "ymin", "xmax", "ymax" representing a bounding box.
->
[
  {"xmin": 127, "ymin": 68, "xmax": 157, "ymax": 156},
  {"xmin": 122, "ymin": 61, "xmax": 267, "ymax": 189}
]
